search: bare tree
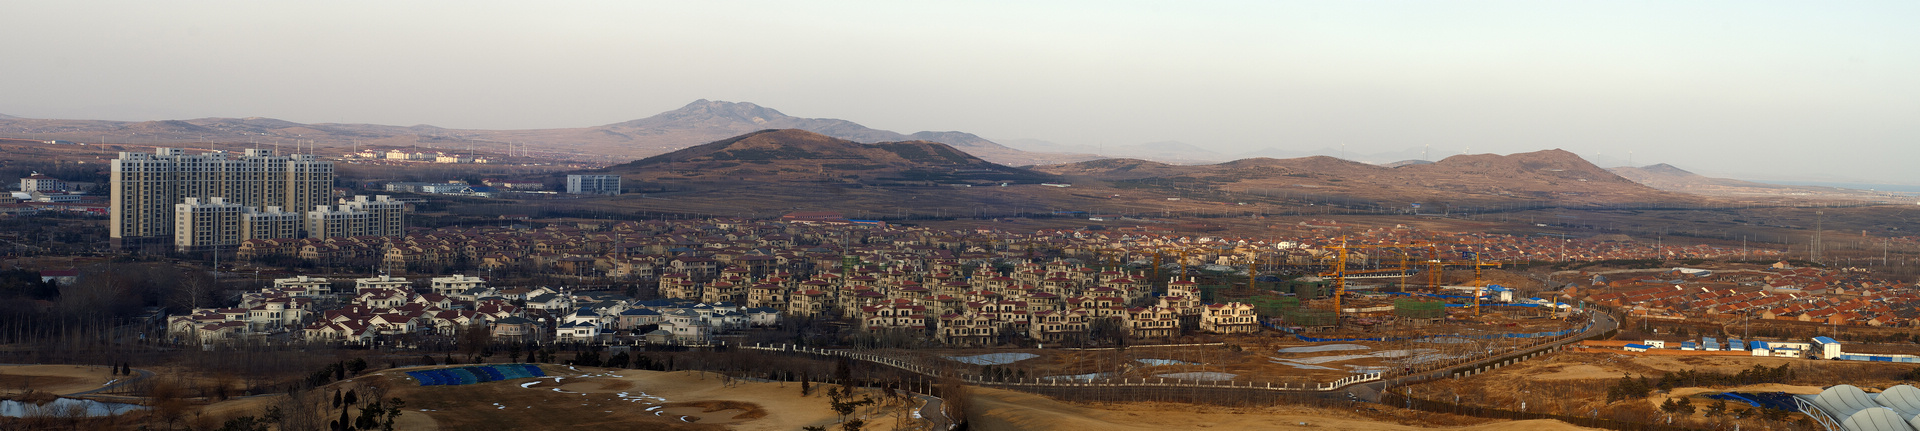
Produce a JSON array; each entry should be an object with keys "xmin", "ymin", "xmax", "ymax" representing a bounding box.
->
[
  {"xmin": 937, "ymin": 375, "xmax": 971, "ymax": 427},
  {"xmin": 172, "ymin": 268, "xmax": 220, "ymax": 312},
  {"xmin": 148, "ymin": 378, "xmax": 191, "ymax": 430},
  {"xmin": 457, "ymin": 321, "xmax": 492, "ymax": 360},
  {"xmin": 276, "ymin": 388, "xmax": 326, "ymax": 431}
]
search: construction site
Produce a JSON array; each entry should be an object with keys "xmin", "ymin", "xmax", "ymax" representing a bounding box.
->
[{"xmin": 873, "ymin": 239, "xmax": 1596, "ymax": 387}]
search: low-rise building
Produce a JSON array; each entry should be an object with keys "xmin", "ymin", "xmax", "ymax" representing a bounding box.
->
[{"xmin": 430, "ymin": 274, "xmax": 487, "ymax": 296}]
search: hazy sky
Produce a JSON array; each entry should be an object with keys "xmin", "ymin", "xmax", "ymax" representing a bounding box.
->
[{"xmin": 4, "ymin": 1, "xmax": 1916, "ymax": 183}]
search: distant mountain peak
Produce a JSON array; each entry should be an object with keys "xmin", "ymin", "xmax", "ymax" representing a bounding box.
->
[
  {"xmin": 614, "ymin": 99, "xmax": 794, "ymax": 128},
  {"xmin": 1638, "ymin": 163, "xmax": 1696, "ymax": 176},
  {"xmin": 677, "ymin": 99, "xmax": 784, "ymax": 116},
  {"xmin": 604, "ymin": 129, "xmax": 1053, "ymax": 184}
]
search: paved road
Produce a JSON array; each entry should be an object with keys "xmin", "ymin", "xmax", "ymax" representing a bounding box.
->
[
  {"xmin": 1348, "ymin": 310, "xmax": 1618, "ymax": 403},
  {"xmin": 914, "ymin": 393, "xmax": 950, "ymax": 430},
  {"xmin": 65, "ymin": 366, "xmax": 154, "ymax": 397}
]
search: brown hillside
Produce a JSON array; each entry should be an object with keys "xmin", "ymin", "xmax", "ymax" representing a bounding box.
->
[
  {"xmin": 1606, "ymin": 163, "xmax": 1905, "ymax": 201},
  {"xmin": 1038, "ymin": 149, "xmax": 1694, "ymax": 206},
  {"xmin": 1029, "ymin": 158, "xmax": 1185, "ymax": 180},
  {"xmin": 601, "ymin": 129, "xmax": 1053, "ymax": 185},
  {"xmin": 0, "ymin": 100, "xmax": 1094, "ymax": 166}
]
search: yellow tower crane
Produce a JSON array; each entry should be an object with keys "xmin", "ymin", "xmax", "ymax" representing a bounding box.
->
[
  {"xmin": 1315, "ymin": 238, "xmax": 1421, "ymax": 321},
  {"xmin": 1415, "ymin": 245, "xmax": 1505, "ymax": 316}
]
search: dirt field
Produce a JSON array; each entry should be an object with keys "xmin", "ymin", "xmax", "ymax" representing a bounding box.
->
[
  {"xmin": 196, "ymin": 366, "xmax": 921, "ymax": 431},
  {"xmin": 0, "ymin": 365, "xmax": 117, "ymax": 396},
  {"xmin": 967, "ymin": 386, "xmax": 1594, "ymax": 430},
  {"xmin": 1406, "ymin": 349, "xmax": 1920, "ymax": 429},
  {"xmin": 912, "ymin": 324, "xmax": 1574, "ymax": 384},
  {"xmin": 180, "ymin": 363, "xmax": 1617, "ymax": 431}
]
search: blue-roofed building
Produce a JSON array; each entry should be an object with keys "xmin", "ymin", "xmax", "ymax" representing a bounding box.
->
[
  {"xmin": 1814, "ymin": 336, "xmax": 1843, "ymax": 359},
  {"xmin": 1485, "ymin": 285, "xmax": 1513, "ymax": 303},
  {"xmin": 555, "ymin": 321, "xmax": 600, "ymax": 343},
  {"xmin": 1703, "ymin": 337, "xmax": 1720, "ymax": 351},
  {"xmin": 1682, "ymin": 341, "xmax": 1697, "ymax": 351},
  {"xmin": 565, "ymin": 307, "xmax": 600, "ymax": 325}
]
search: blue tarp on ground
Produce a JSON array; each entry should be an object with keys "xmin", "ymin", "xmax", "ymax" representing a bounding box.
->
[
  {"xmin": 1379, "ymin": 291, "xmax": 1493, "ymax": 300},
  {"xmin": 1707, "ymin": 392, "xmax": 1800, "ymax": 412},
  {"xmin": 407, "ymin": 364, "xmax": 547, "ymax": 386}
]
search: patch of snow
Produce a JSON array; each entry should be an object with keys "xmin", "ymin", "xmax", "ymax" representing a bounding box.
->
[
  {"xmin": 1407, "ymin": 353, "xmax": 1468, "ymax": 364},
  {"xmin": 1278, "ymin": 354, "xmax": 1374, "ymax": 364},
  {"xmin": 1274, "ymin": 348, "xmax": 1439, "ymax": 365},
  {"xmin": 945, "ymin": 353, "xmax": 1037, "ymax": 365},
  {"xmin": 1267, "ymin": 359, "xmax": 1338, "ymax": 370},
  {"xmin": 0, "ymin": 399, "xmax": 146, "ymax": 418},
  {"xmin": 1276, "ymin": 344, "xmax": 1370, "ymax": 354},
  {"xmin": 1371, "ymin": 349, "xmax": 1428, "ymax": 358},
  {"xmin": 1155, "ymin": 372, "xmax": 1237, "ymax": 381},
  {"xmin": 1134, "ymin": 359, "xmax": 1196, "ymax": 366},
  {"xmin": 1041, "ymin": 372, "xmax": 1112, "ymax": 381}
]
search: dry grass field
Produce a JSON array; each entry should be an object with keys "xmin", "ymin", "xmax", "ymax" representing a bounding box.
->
[
  {"xmin": 1406, "ymin": 349, "xmax": 1920, "ymax": 428},
  {"xmin": 967, "ymin": 386, "xmax": 1595, "ymax": 431},
  {"xmin": 184, "ymin": 364, "xmax": 1609, "ymax": 431},
  {"xmin": 192, "ymin": 366, "xmax": 923, "ymax": 431},
  {"xmin": 0, "ymin": 365, "xmax": 117, "ymax": 396}
]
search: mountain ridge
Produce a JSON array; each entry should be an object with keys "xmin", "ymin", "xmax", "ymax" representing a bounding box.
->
[
  {"xmin": 601, "ymin": 129, "xmax": 1053, "ymax": 186},
  {"xmin": 1037, "ymin": 148, "xmax": 1688, "ymax": 206},
  {"xmin": 0, "ymin": 100, "xmax": 1095, "ymax": 166}
]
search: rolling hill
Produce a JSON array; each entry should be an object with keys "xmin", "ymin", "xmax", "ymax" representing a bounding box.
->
[
  {"xmin": 1036, "ymin": 149, "xmax": 1695, "ymax": 207},
  {"xmin": 1607, "ymin": 163, "xmax": 1806, "ymax": 193},
  {"xmin": 0, "ymin": 100, "xmax": 1093, "ymax": 166},
  {"xmin": 599, "ymin": 129, "xmax": 1053, "ymax": 186},
  {"xmin": 1606, "ymin": 163, "xmax": 1907, "ymax": 201}
]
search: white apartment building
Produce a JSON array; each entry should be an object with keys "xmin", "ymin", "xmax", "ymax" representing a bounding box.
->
[
  {"xmin": 272, "ymin": 275, "xmax": 333, "ymax": 296},
  {"xmin": 355, "ymin": 275, "xmax": 412, "ymax": 292},
  {"xmin": 175, "ymin": 197, "xmax": 391, "ymax": 251},
  {"xmin": 566, "ymin": 174, "xmax": 622, "ymax": 195},
  {"xmin": 430, "ymin": 274, "xmax": 487, "ymax": 296},
  {"xmin": 341, "ymin": 195, "xmax": 405, "ymax": 236},
  {"xmin": 19, "ymin": 172, "xmax": 66, "ymax": 192},
  {"xmin": 304, "ymin": 204, "xmax": 371, "ymax": 238},
  {"xmin": 112, "ymin": 148, "xmax": 332, "ymax": 246},
  {"xmin": 242, "ymin": 206, "xmax": 302, "ymax": 241},
  {"xmin": 175, "ymin": 197, "xmax": 246, "ymax": 249}
]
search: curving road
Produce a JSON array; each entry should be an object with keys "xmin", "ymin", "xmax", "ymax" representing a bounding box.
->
[
  {"xmin": 1347, "ymin": 310, "xmax": 1618, "ymax": 402},
  {"xmin": 67, "ymin": 367, "xmax": 154, "ymax": 397},
  {"xmin": 914, "ymin": 393, "xmax": 950, "ymax": 430}
]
